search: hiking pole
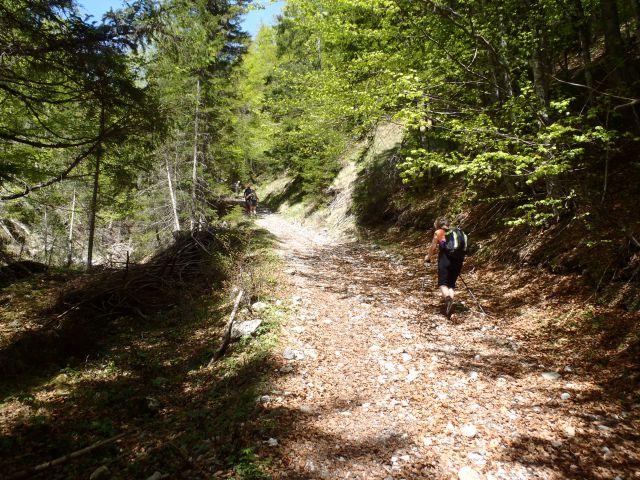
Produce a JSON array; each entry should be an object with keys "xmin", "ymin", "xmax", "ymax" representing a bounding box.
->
[
  {"xmin": 458, "ymin": 273, "xmax": 487, "ymax": 316},
  {"xmin": 421, "ymin": 261, "xmax": 432, "ymax": 293}
]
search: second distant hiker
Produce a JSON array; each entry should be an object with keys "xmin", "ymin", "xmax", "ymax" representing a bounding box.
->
[
  {"xmin": 424, "ymin": 217, "xmax": 468, "ymax": 317},
  {"xmin": 243, "ymin": 184, "xmax": 258, "ymax": 216}
]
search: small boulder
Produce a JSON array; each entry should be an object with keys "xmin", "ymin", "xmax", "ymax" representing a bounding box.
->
[
  {"xmin": 541, "ymin": 371, "xmax": 561, "ymax": 381},
  {"xmin": 252, "ymin": 301, "xmax": 268, "ymax": 311},
  {"xmin": 231, "ymin": 319, "xmax": 262, "ymax": 340}
]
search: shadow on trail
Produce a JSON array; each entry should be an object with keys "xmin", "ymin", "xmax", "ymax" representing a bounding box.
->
[{"xmin": 249, "ymin": 400, "xmax": 432, "ymax": 479}]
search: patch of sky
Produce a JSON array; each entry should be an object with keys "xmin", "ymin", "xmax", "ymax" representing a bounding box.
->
[
  {"xmin": 243, "ymin": 1, "xmax": 286, "ymax": 38},
  {"xmin": 77, "ymin": 0, "xmax": 286, "ymax": 37}
]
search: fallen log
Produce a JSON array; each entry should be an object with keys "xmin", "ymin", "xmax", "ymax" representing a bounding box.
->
[{"xmin": 8, "ymin": 432, "xmax": 127, "ymax": 479}]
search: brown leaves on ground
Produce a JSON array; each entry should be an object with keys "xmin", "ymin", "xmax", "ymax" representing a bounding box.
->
[
  {"xmin": 250, "ymin": 214, "xmax": 639, "ymax": 480},
  {"xmin": 0, "ymin": 215, "xmax": 638, "ymax": 479}
]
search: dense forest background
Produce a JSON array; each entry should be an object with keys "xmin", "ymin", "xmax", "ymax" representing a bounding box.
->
[{"xmin": 1, "ymin": 0, "xmax": 639, "ymax": 299}]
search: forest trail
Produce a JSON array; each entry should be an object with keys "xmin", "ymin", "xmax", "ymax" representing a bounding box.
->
[{"xmin": 255, "ymin": 213, "xmax": 638, "ymax": 480}]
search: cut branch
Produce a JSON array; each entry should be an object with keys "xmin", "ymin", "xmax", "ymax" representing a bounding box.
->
[{"xmin": 209, "ymin": 289, "xmax": 244, "ymax": 366}]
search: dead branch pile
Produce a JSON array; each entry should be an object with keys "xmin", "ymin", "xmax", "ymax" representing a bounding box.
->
[
  {"xmin": 56, "ymin": 229, "xmax": 237, "ymax": 320},
  {"xmin": 0, "ymin": 228, "xmax": 241, "ymax": 374}
]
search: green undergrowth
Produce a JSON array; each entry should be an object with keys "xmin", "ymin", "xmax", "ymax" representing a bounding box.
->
[{"xmin": 0, "ymin": 212, "xmax": 288, "ymax": 479}]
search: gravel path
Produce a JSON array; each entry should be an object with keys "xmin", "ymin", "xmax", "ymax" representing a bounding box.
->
[{"xmin": 254, "ymin": 213, "xmax": 639, "ymax": 480}]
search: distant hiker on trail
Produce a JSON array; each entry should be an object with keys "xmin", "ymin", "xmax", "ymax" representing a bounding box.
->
[
  {"xmin": 244, "ymin": 185, "xmax": 258, "ymax": 216},
  {"xmin": 424, "ymin": 217, "xmax": 468, "ymax": 317},
  {"xmin": 234, "ymin": 180, "xmax": 241, "ymax": 196}
]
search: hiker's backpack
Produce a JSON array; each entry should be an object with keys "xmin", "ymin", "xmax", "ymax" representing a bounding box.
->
[
  {"xmin": 248, "ymin": 191, "xmax": 257, "ymax": 202},
  {"xmin": 445, "ymin": 227, "xmax": 468, "ymax": 258}
]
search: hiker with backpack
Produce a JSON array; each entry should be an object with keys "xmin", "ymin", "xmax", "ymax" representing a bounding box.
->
[
  {"xmin": 243, "ymin": 185, "xmax": 258, "ymax": 216},
  {"xmin": 424, "ymin": 217, "xmax": 468, "ymax": 317}
]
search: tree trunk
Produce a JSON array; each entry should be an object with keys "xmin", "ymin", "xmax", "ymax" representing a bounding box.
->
[
  {"xmin": 480, "ymin": 0, "xmax": 514, "ymax": 104},
  {"xmin": 66, "ymin": 188, "xmax": 76, "ymax": 266},
  {"xmin": 190, "ymin": 79, "xmax": 201, "ymax": 231},
  {"xmin": 530, "ymin": 37, "xmax": 550, "ymax": 126},
  {"xmin": 573, "ymin": 0, "xmax": 594, "ymax": 92},
  {"xmin": 166, "ymin": 154, "xmax": 181, "ymax": 232},
  {"xmin": 601, "ymin": 0, "xmax": 624, "ymax": 83},
  {"xmin": 602, "ymin": 0, "xmax": 623, "ymax": 55},
  {"xmin": 43, "ymin": 206, "xmax": 48, "ymax": 262},
  {"xmin": 87, "ymin": 106, "xmax": 105, "ymax": 270}
]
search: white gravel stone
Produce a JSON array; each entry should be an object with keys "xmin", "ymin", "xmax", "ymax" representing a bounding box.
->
[
  {"xmin": 467, "ymin": 452, "xmax": 486, "ymax": 465},
  {"xmin": 283, "ymin": 348, "xmax": 305, "ymax": 360},
  {"xmin": 252, "ymin": 301, "xmax": 268, "ymax": 311},
  {"xmin": 461, "ymin": 424, "xmax": 478, "ymax": 438},
  {"xmin": 542, "ymin": 371, "xmax": 561, "ymax": 380},
  {"xmin": 458, "ymin": 466, "xmax": 481, "ymax": 480},
  {"xmin": 406, "ymin": 369, "xmax": 419, "ymax": 383},
  {"xmin": 267, "ymin": 438, "xmax": 279, "ymax": 446},
  {"xmin": 561, "ymin": 392, "xmax": 571, "ymax": 400}
]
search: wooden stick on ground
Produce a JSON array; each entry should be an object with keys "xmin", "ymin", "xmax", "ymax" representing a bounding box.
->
[
  {"xmin": 208, "ymin": 289, "xmax": 244, "ymax": 366},
  {"xmin": 9, "ymin": 432, "xmax": 127, "ymax": 480}
]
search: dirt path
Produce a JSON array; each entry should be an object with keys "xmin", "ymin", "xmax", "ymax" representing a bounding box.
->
[{"xmin": 255, "ymin": 213, "xmax": 638, "ymax": 480}]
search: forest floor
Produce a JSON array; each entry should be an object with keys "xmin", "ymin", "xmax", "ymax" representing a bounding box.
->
[
  {"xmin": 0, "ymin": 211, "xmax": 638, "ymax": 479},
  {"xmin": 251, "ymin": 212, "xmax": 640, "ymax": 480}
]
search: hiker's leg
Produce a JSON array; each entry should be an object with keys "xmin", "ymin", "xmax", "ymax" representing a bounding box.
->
[
  {"xmin": 448, "ymin": 257, "xmax": 464, "ymax": 290},
  {"xmin": 437, "ymin": 253, "xmax": 450, "ymax": 297},
  {"xmin": 446, "ymin": 258, "xmax": 464, "ymax": 311}
]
